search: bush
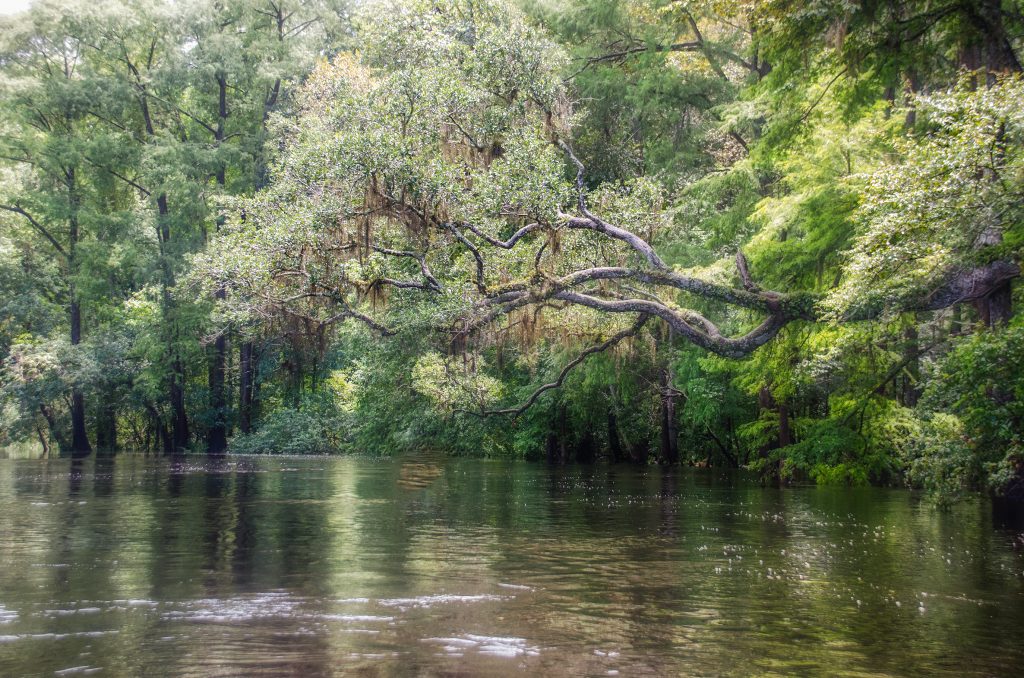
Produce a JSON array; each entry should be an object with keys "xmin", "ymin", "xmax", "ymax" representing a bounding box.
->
[
  {"xmin": 899, "ymin": 413, "xmax": 976, "ymax": 506},
  {"xmin": 230, "ymin": 405, "xmax": 346, "ymax": 455}
]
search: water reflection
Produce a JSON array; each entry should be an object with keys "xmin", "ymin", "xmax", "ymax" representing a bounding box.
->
[{"xmin": 0, "ymin": 455, "xmax": 1021, "ymax": 676}]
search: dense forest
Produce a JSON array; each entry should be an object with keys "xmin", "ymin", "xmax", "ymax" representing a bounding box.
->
[{"xmin": 0, "ymin": 0, "xmax": 1021, "ymax": 504}]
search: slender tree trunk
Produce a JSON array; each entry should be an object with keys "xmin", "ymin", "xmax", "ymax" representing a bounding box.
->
[
  {"xmin": 239, "ymin": 341, "xmax": 254, "ymax": 435},
  {"xmin": 170, "ymin": 359, "xmax": 189, "ymax": 452},
  {"xmin": 40, "ymin": 403, "xmax": 68, "ymax": 452},
  {"xmin": 69, "ymin": 297, "xmax": 91, "ymax": 456},
  {"xmin": 607, "ymin": 408, "xmax": 626, "ymax": 462},
  {"xmin": 545, "ymin": 432, "xmax": 559, "ymax": 465},
  {"xmin": 757, "ymin": 386, "xmax": 784, "ymax": 483},
  {"xmin": 902, "ymin": 322, "xmax": 921, "ymax": 407},
  {"xmin": 153, "ymin": 189, "xmax": 188, "ymax": 454},
  {"xmin": 207, "ymin": 73, "xmax": 230, "ymax": 455},
  {"xmin": 961, "ymin": 2, "xmax": 1018, "ymax": 327},
  {"xmin": 136, "ymin": 72, "xmax": 191, "ymax": 453},
  {"xmin": 556, "ymin": 404, "xmax": 569, "ymax": 465},
  {"xmin": 67, "ymin": 164, "xmax": 91, "ymax": 456},
  {"xmin": 576, "ymin": 429, "xmax": 596, "ymax": 463},
  {"xmin": 778, "ymin": 402, "xmax": 792, "ymax": 448},
  {"xmin": 208, "ymin": 333, "xmax": 228, "ymax": 454},
  {"xmin": 659, "ymin": 368, "xmax": 679, "ymax": 465},
  {"xmin": 36, "ymin": 426, "xmax": 50, "ymax": 458},
  {"xmin": 975, "ymin": 283, "xmax": 1013, "ymax": 328}
]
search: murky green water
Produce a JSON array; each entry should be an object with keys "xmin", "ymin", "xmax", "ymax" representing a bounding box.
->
[{"xmin": 0, "ymin": 455, "xmax": 1022, "ymax": 676}]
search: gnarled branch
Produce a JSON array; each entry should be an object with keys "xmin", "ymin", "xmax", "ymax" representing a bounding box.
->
[{"xmin": 372, "ymin": 244, "xmax": 443, "ymax": 292}]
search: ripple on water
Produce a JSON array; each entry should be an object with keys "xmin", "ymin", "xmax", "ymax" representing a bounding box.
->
[
  {"xmin": 53, "ymin": 666, "xmax": 102, "ymax": 676},
  {"xmin": 320, "ymin": 614, "xmax": 395, "ymax": 623},
  {"xmin": 1, "ymin": 457, "xmax": 1022, "ymax": 677},
  {"xmin": 0, "ymin": 606, "xmax": 17, "ymax": 625},
  {"xmin": 377, "ymin": 594, "xmax": 511, "ymax": 610},
  {"xmin": 423, "ymin": 634, "xmax": 540, "ymax": 658},
  {"xmin": 161, "ymin": 592, "xmax": 302, "ymax": 623}
]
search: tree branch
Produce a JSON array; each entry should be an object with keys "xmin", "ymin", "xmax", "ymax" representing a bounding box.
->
[
  {"xmin": 0, "ymin": 203, "xmax": 69, "ymax": 259},
  {"xmin": 556, "ymin": 139, "xmax": 668, "ymax": 270},
  {"xmin": 735, "ymin": 250, "xmax": 758, "ymax": 291},
  {"xmin": 477, "ymin": 313, "xmax": 650, "ymax": 416},
  {"xmin": 372, "ymin": 244, "xmax": 443, "ymax": 292},
  {"xmin": 463, "ymin": 221, "xmax": 544, "ymax": 249}
]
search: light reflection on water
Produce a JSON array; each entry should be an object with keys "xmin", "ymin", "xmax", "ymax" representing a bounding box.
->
[{"xmin": 0, "ymin": 454, "xmax": 1021, "ymax": 676}]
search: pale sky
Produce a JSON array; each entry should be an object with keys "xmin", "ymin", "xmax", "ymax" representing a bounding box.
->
[{"xmin": 0, "ymin": 0, "xmax": 32, "ymax": 16}]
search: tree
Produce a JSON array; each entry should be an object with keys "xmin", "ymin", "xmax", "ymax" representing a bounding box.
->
[
  {"xmin": 0, "ymin": 3, "xmax": 144, "ymax": 453},
  {"xmin": 196, "ymin": 0, "xmax": 1017, "ymax": 430}
]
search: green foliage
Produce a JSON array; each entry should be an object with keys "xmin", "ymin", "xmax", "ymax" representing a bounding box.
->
[
  {"xmin": 230, "ymin": 399, "xmax": 348, "ymax": 455},
  {"xmin": 918, "ymin": 324, "xmax": 1024, "ymax": 498},
  {"xmin": 827, "ymin": 76, "xmax": 1024, "ymax": 320},
  {"xmin": 900, "ymin": 413, "xmax": 976, "ymax": 506},
  {"xmin": 0, "ymin": 0, "xmax": 1022, "ymax": 514}
]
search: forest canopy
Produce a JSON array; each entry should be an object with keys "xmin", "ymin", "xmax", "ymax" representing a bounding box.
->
[{"xmin": 1, "ymin": 0, "xmax": 1022, "ymax": 504}]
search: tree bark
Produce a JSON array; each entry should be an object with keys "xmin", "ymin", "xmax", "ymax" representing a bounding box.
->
[
  {"xmin": 975, "ymin": 282, "xmax": 1013, "ymax": 328},
  {"xmin": 575, "ymin": 429, "xmax": 596, "ymax": 463},
  {"xmin": 170, "ymin": 359, "xmax": 190, "ymax": 452},
  {"xmin": 545, "ymin": 432, "xmax": 559, "ymax": 465},
  {"xmin": 207, "ymin": 335, "xmax": 228, "ymax": 454},
  {"xmin": 239, "ymin": 341, "xmax": 254, "ymax": 435},
  {"xmin": 607, "ymin": 408, "xmax": 626, "ymax": 462},
  {"xmin": 902, "ymin": 323, "xmax": 921, "ymax": 407},
  {"xmin": 69, "ymin": 297, "xmax": 91, "ymax": 456},
  {"xmin": 778, "ymin": 402, "xmax": 792, "ymax": 448},
  {"xmin": 207, "ymin": 73, "xmax": 230, "ymax": 455},
  {"xmin": 67, "ymin": 164, "xmax": 91, "ymax": 456},
  {"xmin": 659, "ymin": 368, "xmax": 679, "ymax": 465}
]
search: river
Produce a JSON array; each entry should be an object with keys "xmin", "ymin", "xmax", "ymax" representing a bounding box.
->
[{"xmin": 0, "ymin": 454, "xmax": 1021, "ymax": 676}]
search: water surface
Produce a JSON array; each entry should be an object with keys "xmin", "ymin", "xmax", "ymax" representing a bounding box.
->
[{"xmin": 0, "ymin": 454, "xmax": 1021, "ymax": 676}]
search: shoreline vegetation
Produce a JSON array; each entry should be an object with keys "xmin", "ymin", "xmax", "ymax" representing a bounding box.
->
[{"xmin": 1, "ymin": 0, "xmax": 1022, "ymax": 507}]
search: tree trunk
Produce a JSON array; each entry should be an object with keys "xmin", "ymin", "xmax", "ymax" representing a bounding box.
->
[
  {"xmin": 962, "ymin": 0, "xmax": 1022, "ymax": 77},
  {"xmin": 607, "ymin": 409, "xmax": 626, "ymax": 462},
  {"xmin": 69, "ymin": 297, "xmax": 91, "ymax": 456},
  {"xmin": 66, "ymin": 164, "xmax": 91, "ymax": 457},
  {"xmin": 207, "ymin": 334, "xmax": 228, "ymax": 455},
  {"xmin": 659, "ymin": 368, "xmax": 680, "ymax": 465},
  {"xmin": 902, "ymin": 322, "xmax": 921, "ymax": 407},
  {"xmin": 778, "ymin": 402, "xmax": 792, "ymax": 448},
  {"xmin": 975, "ymin": 281, "xmax": 1013, "ymax": 328},
  {"xmin": 545, "ymin": 432, "xmax": 559, "ymax": 465},
  {"xmin": 207, "ymin": 73, "xmax": 230, "ymax": 455},
  {"xmin": 239, "ymin": 341, "xmax": 254, "ymax": 435},
  {"xmin": 155, "ymin": 192, "xmax": 190, "ymax": 453},
  {"xmin": 575, "ymin": 429, "xmax": 596, "ymax": 463},
  {"xmin": 960, "ymin": 0, "xmax": 1017, "ymax": 328},
  {"xmin": 40, "ymin": 403, "xmax": 68, "ymax": 452},
  {"xmin": 170, "ymin": 359, "xmax": 190, "ymax": 452},
  {"xmin": 757, "ymin": 386, "xmax": 785, "ymax": 483},
  {"xmin": 36, "ymin": 425, "xmax": 50, "ymax": 457}
]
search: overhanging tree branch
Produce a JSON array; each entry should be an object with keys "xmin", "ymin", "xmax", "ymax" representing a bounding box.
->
[{"xmin": 476, "ymin": 313, "xmax": 650, "ymax": 416}]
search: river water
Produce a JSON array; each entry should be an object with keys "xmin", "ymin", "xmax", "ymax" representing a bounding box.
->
[{"xmin": 0, "ymin": 454, "xmax": 1021, "ymax": 676}]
